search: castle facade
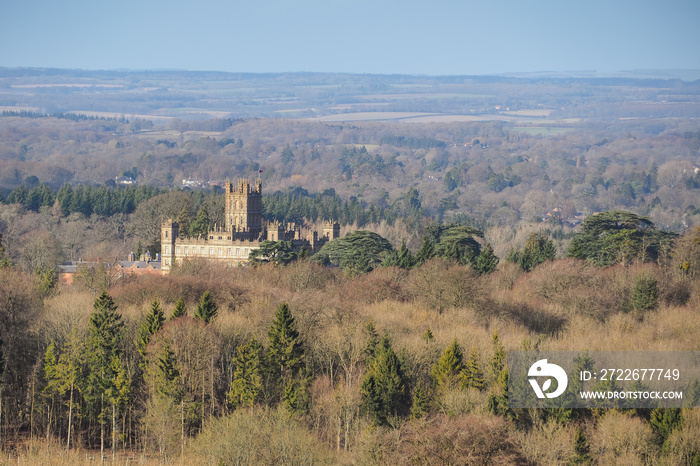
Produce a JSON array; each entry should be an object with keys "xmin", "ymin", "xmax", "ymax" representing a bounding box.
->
[{"xmin": 160, "ymin": 179, "xmax": 339, "ymax": 272}]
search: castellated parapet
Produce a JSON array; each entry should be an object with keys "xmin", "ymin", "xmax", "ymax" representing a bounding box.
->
[{"xmin": 160, "ymin": 179, "xmax": 339, "ymax": 272}]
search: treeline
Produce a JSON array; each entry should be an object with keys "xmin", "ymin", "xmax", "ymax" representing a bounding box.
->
[
  {"xmin": 1, "ymin": 181, "xmax": 421, "ymax": 231},
  {"xmin": 378, "ymin": 135, "xmax": 446, "ymax": 149},
  {"xmin": 2, "ymin": 183, "xmax": 163, "ymax": 216},
  {"xmin": 1, "ymin": 110, "xmax": 127, "ymax": 123}
]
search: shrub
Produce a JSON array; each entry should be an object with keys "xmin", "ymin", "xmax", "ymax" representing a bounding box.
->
[
  {"xmin": 186, "ymin": 406, "xmax": 332, "ymax": 464},
  {"xmin": 632, "ymin": 274, "xmax": 659, "ymax": 311}
]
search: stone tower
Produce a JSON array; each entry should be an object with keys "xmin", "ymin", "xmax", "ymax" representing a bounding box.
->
[
  {"xmin": 161, "ymin": 219, "xmax": 179, "ymax": 271},
  {"xmin": 225, "ymin": 179, "xmax": 262, "ymax": 240}
]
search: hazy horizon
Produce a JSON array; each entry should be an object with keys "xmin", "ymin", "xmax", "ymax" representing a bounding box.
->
[{"xmin": 2, "ymin": 0, "xmax": 699, "ymax": 76}]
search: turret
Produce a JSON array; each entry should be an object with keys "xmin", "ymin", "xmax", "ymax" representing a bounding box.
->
[{"xmin": 161, "ymin": 219, "xmax": 179, "ymax": 272}]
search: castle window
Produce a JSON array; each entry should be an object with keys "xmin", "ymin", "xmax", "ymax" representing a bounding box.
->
[
  {"xmin": 184, "ymin": 247, "xmax": 188, "ymax": 255},
  {"xmin": 209, "ymin": 247, "xmax": 214, "ymax": 255},
  {"xmin": 236, "ymin": 248, "xmax": 240, "ymax": 256},
  {"xmin": 176, "ymin": 246, "xmax": 181, "ymax": 254},
  {"xmin": 218, "ymin": 248, "xmax": 222, "ymax": 256},
  {"xmin": 227, "ymin": 248, "xmax": 231, "ymax": 256},
  {"xmin": 164, "ymin": 246, "xmax": 170, "ymax": 254},
  {"xmin": 209, "ymin": 236, "xmax": 214, "ymax": 240},
  {"xmin": 200, "ymin": 247, "xmax": 205, "ymax": 255},
  {"xmin": 165, "ymin": 231, "xmax": 168, "ymax": 238}
]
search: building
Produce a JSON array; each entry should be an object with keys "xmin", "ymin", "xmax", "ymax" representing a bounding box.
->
[
  {"xmin": 160, "ymin": 179, "xmax": 340, "ymax": 272},
  {"xmin": 58, "ymin": 254, "xmax": 161, "ymax": 285}
]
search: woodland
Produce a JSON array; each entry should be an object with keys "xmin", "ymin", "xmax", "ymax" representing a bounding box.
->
[{"xmin": 0, "ymin": 70, "xmax": 699, "ymax": 464}]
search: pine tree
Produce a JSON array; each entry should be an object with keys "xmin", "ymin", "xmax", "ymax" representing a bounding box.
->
[
  {"xmin": 105, "ymin": 355, "xmax": 131, "ymax": 461},
  {"xmin": 267, "ymin": 303, "xmax": 304, "ymax": 390},
  {"xmin": 415, "ymin": 237, "xmax": 436, "ymax": 264},
  {"xmin": 363, "ymin": 319, "xmax": 380, "ymax": 362},
  {"xmin": 462, "ymin": 346, "xmax": 485, "ymax": 390},
  {"xmin": 489, "ymin": 330, "xmax": 506, "ymax": 381},
  {"xmin": 138, "ymin": 298, "xmax": 166, "ymax": 358},
  {"xmin": 474, "ymin": 242, "xmax": 499, "ymax": 274},
  {"xmin": 189, "ymin": 204, "xmax": 210, "ymax": 238},
  {"xmin": 194, "ymin": 291, "xmax": 218, "ymax": 324},
  {"xmin": 154, "ymin": 341, "xmax": 181, "ymax": 399},
  {"xmin": 410, "ymin": 383, "xmax": 431, "ymax": 419},
  {"xmin": 569, "ymin": 427, "xmax": 593, "ymax": 465},
  {"xmin": 171, "ymin": 297, "xmax": 187, "ymax": 319},
  {"xmin": 516, "ymin": 232, "xmax": 556, "ymax": 271},
  {"xmin": 431, "ymin": 340, "xmax": 466, "ymax": 393},
  {"xmin": 85, "ymin": 291, "xmax": 125, "ymax": 459},
  {"xmin": 227, "ymin": 339, "xmax": 264, "ymax": 409},
  {"xmin": 360, "ymin": 335, "xmax": 410, "ymax": 425},
  {"xmin": 487, "ymin": 367, "xmax": 512, "ymax": 419},
  {"xmin": 42, "ymin": 342, "xmax": 61, "ymax": 439},
  {"xmin": 56, "ymin": 330, "xmax": 85, "ymax": 450},
  {"xmin": 650, "ymin": 407, "xmax": 682, "ymax": 445},
  {"xmin": 632, "ymin": 274, "xmax": 659, "ymax": 311}
]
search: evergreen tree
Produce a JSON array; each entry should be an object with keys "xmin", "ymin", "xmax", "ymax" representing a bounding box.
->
[
  {"xmin": 383, "ymin": 240, "xmax": 415, "ymax": 269},
  {"xmin": 360, "ymin": 335, "xmax": 410, "ymax": 425},
  {"xmin": 462, "ymin": 346, "xmax": 485, "ymax": 390},
  {"xmin": 267, "ymin": 303, "xmax": 305, "ymax": 389},
  {"xmin": 41, "ymin": 342, "xmax": 61, "ymax": 438},
  {"xmin": 487, "ymin": 367, "xmax": 512, "ymax": 419},
  {"xmin": 363, "ymin": 319, "xmax": 380, "ymax": 362},
  {"xmin": 194, "ymin": 291, "xmax": 218, "ymax": 324},
  {"xmin": 489, "ymin": 330, "xmax": 506, "ymax": 381},
  {"xmin": 283, "ymin": 372, "xmax": 311, "ymax": 415},
  {"xmin": 569, "ymin": 427, "xmax": 593, "ymax": 465},
  {"xmin": 85, "ymin": 291, "xmax": 125, "ymax": 458},
  {"xmin": 154, "ymin": 341, "xmax": 181, "ymax": 399},
  {"xmin": 171, "ymin": 297, "xmax": 187, "ymax": 319},
  {"xmin": 415, "ymin": 236, "xmax": 436, "ymax": 264},
  {"xmin": 227, "ymin": 339, "xmax": 264, "ymax": 409},
  {"xmin": 175, "ymin": 206, "xmax": 192, "ymax": 238},
  {"xmin": 410, "ymin": 383, "xmax": 431, "ymax": 419},
  {"xmin": 189, "ymin": 203, "xmax": 210, "ymax": 238},
  {"xmin": 474, "ymin": 242, "xmax": 499, "ymax": 274},
  {"xmin": 511, "ymin": 232, "xmax": 556, "ymax": 272},
  {"xmin": 138, "ymin": 298, "xmax": 166, "ymax": 358},
  {"xmin": 431, "ymin": 340, "xmax": 466, "ymax": 393},
  {"xmin": 56, "ymin": 330, "xmax": 85, "ymax": 450},
  {"xmin": 632, "ymin": 274, "xmax": 659, "ymax": 311},
  {"xmin": 650, "ymin": 407, "xmax": 682, "ymax": 445},
  {"xmin": 0, "ymin": 232, "xmax": 11, "ymax": 268},
  {"xmin": 105, "ymin": 355, "xmax": 131, "ymax": 460}
]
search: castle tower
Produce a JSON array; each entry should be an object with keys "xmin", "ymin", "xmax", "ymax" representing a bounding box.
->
[
  {"xmin": 161, "ymin": 219, "xmax": 179, "ymax": 271},
  {"xmin": 225, "ymin": 178, "xmax": 263, "ymax": 240},
  {"xmin": 323, "ymin": 220, "xmax": 340, "ymax": 240}
]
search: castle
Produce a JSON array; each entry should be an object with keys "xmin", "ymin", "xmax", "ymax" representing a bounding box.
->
[{"xmin": 160, "ymin": 179, "xmax": 339, "ymax": 272}]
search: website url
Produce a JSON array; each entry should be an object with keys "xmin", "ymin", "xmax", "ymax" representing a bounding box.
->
[{"xmin": 579, "ymin": 391, "xmax": 683, "ymax": 400}]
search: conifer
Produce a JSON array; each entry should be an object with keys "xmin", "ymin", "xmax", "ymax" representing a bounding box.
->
[
  {"xmin": 431, "ymin": 339, "xmax": 465, "ymax": 393},
  {"xmin": 462, "ymin": 346, "xmax": 485, "ymax": 390},
  {"xmin": 194, "ymin": 291, "xmax": 218, "ymax": 324},
  {"xmin": 138, "ymin": 298, "xmax": 166, "ymax": 357},
  {"xmin": 267, "ymin": 303, "xmax": 304, "ymax": 386},
  {"xmin": 171, "ymin": 297, "xmax": 187, "ymax": 319},
  {"xmin": 228, "ymin": 339, "xmax": 264, "ymax": 409}
]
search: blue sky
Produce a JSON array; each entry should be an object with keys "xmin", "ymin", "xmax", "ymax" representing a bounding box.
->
[{"xmin": 1, "ymin": 0, "xmax": 698, "ymax": 75}]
